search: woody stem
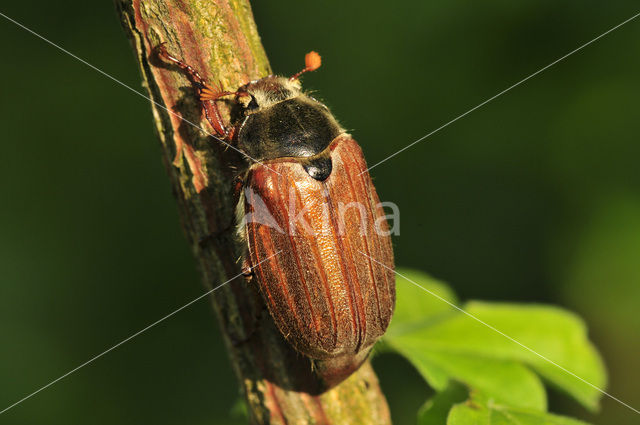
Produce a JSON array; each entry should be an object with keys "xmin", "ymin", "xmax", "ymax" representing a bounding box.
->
[{"xmin": 116, "ymin": 0, "xmax": 391, "ymax": 424}]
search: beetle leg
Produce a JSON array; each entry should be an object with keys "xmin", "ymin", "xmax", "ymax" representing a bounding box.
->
[
  {"xmin": 157, "ymin": 43, "xmax": 207, "ymax": 85},
  {"xmin": 233, "ymin": 176, "xmax": 244, "ymax": 201},
  {"xmin": 201, "ymin": 99, "xmax": 228, "ymax": 137},
  {"xmin": 156, "ymin": 43, "xmax": 229, "ymax": 138},
  {"xmin": 197, "ymin": 223, "xmax": 232, "ymax": 248},
  {"xmin": 229, "ymin": 306, "xmax": 268, "ymax": 347},
  {"xmin": 197, "ymin": 231, "xmax": 221, "ymax": 248},
  {"xmin": 241, "ymin": 256, "xmax": 254, "ymax": 279},
  {"xmin": 225, "ymin": 125, "xmax": 237, "ymax": 142}
]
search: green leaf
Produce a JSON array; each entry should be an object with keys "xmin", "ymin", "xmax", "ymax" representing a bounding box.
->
[
  {"xmin": 407, "ymin": 302, "xmax": 605, "ymax": 410},
  {"xmin": 385, "ymin": 268, "xmax": 607, "ymax": 413},
  {"xmin": 388, "ymin": 268, "xmax": 458, "ymax": 331},
  {"xmin": 418, "ymin": 383, "xmax": 594, "ymax": 425},
  {"xmin": 447, "ymin": 399, "xmax": 592, "ymax": 425},
  {"xmin": 391, "ymin": 336, "xmax": 547, "ymax": 410},
  {"xmin": 418, "ymin": 382, "xmax": 468, "ymax": 425}
]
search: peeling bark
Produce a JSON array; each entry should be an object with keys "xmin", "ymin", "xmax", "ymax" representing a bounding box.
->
[{"xmin": 115, "ymin": 0, "xmax": 391, "ymax": 424}]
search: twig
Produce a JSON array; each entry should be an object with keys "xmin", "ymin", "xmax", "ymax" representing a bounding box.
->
[{"xmin": 115, "ymin": 1, "xmax": 392, "ymax": 423}]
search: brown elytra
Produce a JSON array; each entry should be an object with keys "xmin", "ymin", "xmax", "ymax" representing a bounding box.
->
[{"xmin": 244, "ymin": 136, "xmax": 395, "ymax": 363}]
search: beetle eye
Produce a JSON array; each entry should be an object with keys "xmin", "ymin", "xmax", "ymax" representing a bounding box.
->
[{"xmin": 247, "ymin": 95, "xmax": 259, "ymax": 110}]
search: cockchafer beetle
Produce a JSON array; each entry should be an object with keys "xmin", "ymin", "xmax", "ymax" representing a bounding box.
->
[{"xmin": 158, "ymin": 46, "xmax": 395, "ymax": 385}]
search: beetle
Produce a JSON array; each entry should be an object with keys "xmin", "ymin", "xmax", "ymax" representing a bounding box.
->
[{"xmin": 158, "ymin": 46, "xmax": 395, "ymax": 384}]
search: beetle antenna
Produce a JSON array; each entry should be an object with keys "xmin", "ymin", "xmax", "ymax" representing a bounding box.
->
[{"xmin": 290, "ymin": 51, "xmax": 322, "ymax": 81}]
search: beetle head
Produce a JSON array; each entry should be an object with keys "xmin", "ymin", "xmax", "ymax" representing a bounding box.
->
[
  {"xmin": 236, "ymin": 51, "xmax": 322, "ymax": 114},
  {"xmin": 238, "ymin": 76, "xmax": 302, "ymax": 113}
]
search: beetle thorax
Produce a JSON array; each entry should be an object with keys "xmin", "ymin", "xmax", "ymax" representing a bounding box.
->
[{"xmin": 235, "ymin": 77, "xmax": 343, "ymax": 164}]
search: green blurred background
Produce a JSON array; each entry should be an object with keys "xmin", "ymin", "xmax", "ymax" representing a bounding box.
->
[{"xmin": 1, "ymin": 1, "xmax": 639, "ymax": 424}]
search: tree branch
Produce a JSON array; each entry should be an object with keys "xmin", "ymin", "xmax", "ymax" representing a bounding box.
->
[{"xmin": 115, "ymin": 0, "xmax": 392, "ymax": 423}]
